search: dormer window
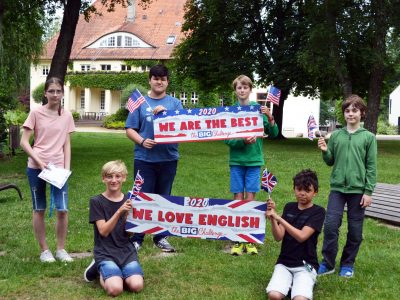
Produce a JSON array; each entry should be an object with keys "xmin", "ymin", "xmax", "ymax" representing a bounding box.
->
[
  {"xmin": 166, "ymin": 35, "xmax": 176, "ymax": 45},
  {"xmin": 88, "ymin": 32, "xmax": 152, "ymax": 49}
]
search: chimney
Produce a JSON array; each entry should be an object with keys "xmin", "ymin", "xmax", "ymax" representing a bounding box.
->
[{"xmin": 127, "ymin": 0, "xmax": 135, "ymax": 22}]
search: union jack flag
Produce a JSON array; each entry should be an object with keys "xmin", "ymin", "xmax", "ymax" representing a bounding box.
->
[
  {"xmin": 267, "ymin": 86, "xmax": 281, "ymax": 106},
  {"xmin": 261, "ymin": 168, "xmax": 278, "ymax": 194},
  {"xmin": 129, "ymin": 170, "xmax": 144, "ymax": 200},
  {"xmin": 307, "ymin": 115, "xmax": 318, "ymax": 140},
  {"xmin": 126, "ymin": 89, "xmax": 146, "ymax": 113}
]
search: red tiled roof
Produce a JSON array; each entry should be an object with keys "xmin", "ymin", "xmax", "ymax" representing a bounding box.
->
[{"xmin": 42, "ymin": 0, "xmax": 186, "ymax": 60}]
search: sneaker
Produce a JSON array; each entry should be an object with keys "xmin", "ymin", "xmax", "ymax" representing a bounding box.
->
[
  {"xmin": 155, "ymin": 237, "xmax": 175, "ymax": 252},
  {"xmin": 231, "ymin": 243, "xmax": 245, "ymax": 256},
  {"xmin": 317, "ymin": 262, "xmax": 335, "ymax": 275},
  {"xmin": 245, "ymin": 243, "xmax": 258, "ymax": 255},
  {"xmin": 133, "ymin": 241, "xmax": 142, "ymax": 252},
  {"xmin": 55, "ymin": 249, "xmax": 74, "ymax": 262},
  {"xmin": 84, "ymin": 259, "xmax": 98, "ymax": 282},
  {"xmin": 40, "ymin": 250, "xmax": 56, "ymax": 263},
  {"xmin": 339, "ymin": 266, "xmax": 354, "ymax": 278}
]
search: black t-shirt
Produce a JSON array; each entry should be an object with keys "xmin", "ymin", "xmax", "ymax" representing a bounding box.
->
[
  {"xmin": 276, "ymin": 202, "xmax": 325, "ymax": 270},
  {"xmin": 89, "ymin": 194, "xmax": 138, "ymax": 266}
]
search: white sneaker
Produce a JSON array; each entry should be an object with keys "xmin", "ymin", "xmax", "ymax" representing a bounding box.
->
[
  {"xmin": 40, "ymin": 250, "xmax": 56, "ymax": 263},
  {"xmin": 55, "ymin": 249, "xmax": 74, "ymax": 262}
]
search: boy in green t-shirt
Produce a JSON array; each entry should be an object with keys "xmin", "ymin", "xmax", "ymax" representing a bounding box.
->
[{"xmin": 225, "ymin": 75, "xmax": 278, "ymax": 255}]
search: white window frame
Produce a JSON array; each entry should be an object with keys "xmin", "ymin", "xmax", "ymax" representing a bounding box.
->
[
  {"xmin": 166, "ymin": 35, "xmax": 176, "ymax": 45},
  {"xmin": 81, "ymin": 64, "xmax": 90, "ymax": 72},
  {"xmin": 41, "ymin": 65, "xmax": 50, "ymax": 76},
  {"xmin": 100, "ymin": 91, "xmax": 105, "ymax": 110},
  {"xmin": 80, "ymin": 90, "xmax": 85, "ymax": 109},
  {"xmin": 191, "ymin": 91, "xmax": 198, "ymax": 105},
  {"xmin": 180, "ymin": 92, "xmax": 187, "ymax": 106},
  {"xmin": 101, "ymin": 64, "xmax": 111, "ymax": 71}
]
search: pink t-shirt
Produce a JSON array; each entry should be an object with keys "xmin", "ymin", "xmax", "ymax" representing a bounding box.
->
[{"xmin": 23, "ymin": 106, "xmax": 75, "ymax": 169}]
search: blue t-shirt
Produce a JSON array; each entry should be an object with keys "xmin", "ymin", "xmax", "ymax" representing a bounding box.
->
[{"xmin": 125, "ymin": 94, "xmax": 183, "ymax": 163}]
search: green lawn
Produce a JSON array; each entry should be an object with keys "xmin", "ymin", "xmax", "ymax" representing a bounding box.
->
[{"xmin": 0, "ymin": 133, "xmax": 399, "ymax": 299}]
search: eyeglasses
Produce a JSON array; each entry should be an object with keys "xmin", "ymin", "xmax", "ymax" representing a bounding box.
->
[{"xmin": 46, "ymin": 89, "xmax": 63, "ymax": 95}]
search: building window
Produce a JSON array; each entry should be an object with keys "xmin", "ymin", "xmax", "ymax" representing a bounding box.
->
[
  {"xmin": 125, "ymin": 36, "xmax": 132, "ymax": 47},
  {"xmin": 100, "ymin": 91, "xmax": 105, "ymax": 110},
  {"xmin": 101, "ymin": 64, "xmax": 111, "ymax": 71},
  {"xmin": 169, "ymin": 91, "xmax": 176, "ymax": 98},
  {"xmin": 191, "ymin": 92, "xmax": 198, "ymax": 105},
  {"xmin": 180, "ymin": 92, "xmax": 187, "ymax": 106},
  {"xmin": 107, "ymin": 36, "xmax": 115, "ymax": 47},
  {"xmin": 166, "ymin": 35, "xmax": 176, "ymax": 45},
  {"xmin": 117, "ymin": 35, "xmax": 122, "ymax": 47},
  {"xmin": 80, "ymin": 90, "xmax": 85, "ymax": 109},
  {"xmin": 81, "ymin": 64, "xmax": 90, "ymax": 72},
  {"xmin": 41, "ymin": 65, "xmax": 50, "ymax": 76},
  {"xmin": 121, "ymin": 65, "xmax": 132, "ymax": 71}
]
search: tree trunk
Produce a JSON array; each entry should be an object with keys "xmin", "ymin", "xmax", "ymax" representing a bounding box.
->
[
  {"xmin": 271, "ymin": 88, "xmax": 290, "ymax": 139},
  {"xmin": 47, "ymin": 0, "xmax": 82, "ymax": 82},
  {"xmin": 364, "ymin": 0, "xmax": 388, "ymax": 134}
]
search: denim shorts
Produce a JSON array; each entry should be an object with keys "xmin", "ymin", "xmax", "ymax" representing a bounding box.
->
[
  {"xmin": 230, "ymin": 166, "xmax": 261, "ymax": 194},
  {"xmin": 98, "ymin": 260, "xmax": 144, "ymax": 280},
  {"xmin": 26, "ymin": 168, "xmax": 68, "ymax": 212}
]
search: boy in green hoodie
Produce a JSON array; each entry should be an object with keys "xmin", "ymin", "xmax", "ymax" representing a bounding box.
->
[
  {"xmin": 225, "ymin": 75, "xmax": 278, "ymax": 255},
  {"xmin": 317, "ymin": 94, "xmax": 377, "ymax": 278}
]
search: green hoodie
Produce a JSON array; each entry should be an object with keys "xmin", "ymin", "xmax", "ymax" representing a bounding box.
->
[
  {"xmin": 224, "ymin": 101, "xmax": 278, "ymax": 166},
  {"xmin": 322, "ymin": 127, "xmax": 377, "ymax": 195}
]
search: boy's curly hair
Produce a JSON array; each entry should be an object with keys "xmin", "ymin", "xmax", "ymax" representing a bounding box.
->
[{"xmin": 293, "ymin": 169, "xmax": 319, "ymax": 192}]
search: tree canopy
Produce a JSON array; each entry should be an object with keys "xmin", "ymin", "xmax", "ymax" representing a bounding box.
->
[{"xmin": 174, "ymin": 0, "xmax": 400, "ymax": 134}]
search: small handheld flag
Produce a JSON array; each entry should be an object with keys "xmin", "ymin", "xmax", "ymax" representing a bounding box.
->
[
  {"xmin": 126, "ymin": 89, "xmax": 146, "ymax": 113},
  {"xmin": 267, "ymin": 86, "xmax": 281, "ymax": 106},
  {"xmin": 307, "ymin": 115, "xmax": 318, "ymax": 140},
  {"xmin": 261, "ymin": 168, "xmax": 277, "ymax": 198},
  {"xmin": 129, "ymin": 170, "xmax": 144, "ymax": 200}
]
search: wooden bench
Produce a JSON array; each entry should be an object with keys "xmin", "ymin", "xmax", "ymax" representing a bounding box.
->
[
  {"xmin": 366, "ymin": 183, "xmax": 400, "ymax": 224},
  {"xmin": 0, "ymin": 183, "xmax": 23, "ymax": 200}
]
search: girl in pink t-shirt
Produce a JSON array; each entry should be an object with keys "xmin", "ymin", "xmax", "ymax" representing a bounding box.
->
[{"xmin": 21, "ymin": 77, "xmax": 75, "ymax": 263}]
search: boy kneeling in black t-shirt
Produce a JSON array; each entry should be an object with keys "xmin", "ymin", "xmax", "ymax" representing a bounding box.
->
[
  {"xmin": 266, "ymin": 169, "xmax": 325, "ymax": 300},
  {"xmin": 89, "ymin": 160, "xmax": 144, "ymax": 297}
]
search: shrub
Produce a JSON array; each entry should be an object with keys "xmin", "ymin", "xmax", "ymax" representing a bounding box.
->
[
  {"xmin": 4, "ymin": 110, "xmax": 28, "ymax": 126},
  {"xmin": 114, "ymin": 107, "xmax": 129, "ymax": 121},
  {"xmin": 32, "ymin": 83, "xmax": 45, "ymax": 104},
  {"xmin": 71, "ymin": 111, "xmax": 80, "ymax": 121},
  {"xmin": 377, "ymin": 120, "xmax": 398, "ymax": 135}
]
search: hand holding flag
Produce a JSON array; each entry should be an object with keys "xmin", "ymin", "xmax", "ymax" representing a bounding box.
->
[
  {"xmin": 129, "ymin": 170, "xmax": 144, "ymax": 200},
  {"xmin": 261, "ymin": 168, "xmax": 278, "ymax": 199},
  {"xmin": 307, "ymin": 115, "xmax": 318, "ymax": 140}
]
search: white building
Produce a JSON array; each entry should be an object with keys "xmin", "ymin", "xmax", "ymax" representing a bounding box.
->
[
  {"xmin": 389, "ymin": 85, "xmax": 400, "ymax": 126},
  {"xmin": 30, "ymin": 0, "xmax": 186, "ymax": 118},
  {"xmin": 250, "ymin": 88, "xmax": 320, "ymax": 138}
]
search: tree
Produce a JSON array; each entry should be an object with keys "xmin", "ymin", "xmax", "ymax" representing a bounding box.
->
[
  {"xmin": 0, "ymin": 0, "xmax": 45, "ymax": 108},
  {"xmin": 299, "ymin": 0, "xmax": 400, "ymax": 133},
  {"xmin": 174, "ymin": 0, "xmax": 400, "ymax": 135},
  {"xmin": 174, "ymin": 0, "xmax": 316, "ymax": 138}
]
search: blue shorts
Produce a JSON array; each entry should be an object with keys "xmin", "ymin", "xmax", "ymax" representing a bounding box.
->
[
  {"xmin": 27, "ymin": 168, "xmax": 69, "ymax": 212},
  {"xmin": 230, "ymin": 166, "xmax": 261, "ymax": 194},
  {"xmin": 98, "ymin": 260, "xmax": 144, "ymax": 280}
]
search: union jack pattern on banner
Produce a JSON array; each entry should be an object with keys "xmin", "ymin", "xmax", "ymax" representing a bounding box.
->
[
  {"xmin": 307, "ymin": 115, "xmax": 318, "ymax": 140},
  {"xmin": 129, "ymin": 170, "xmax": 144, "ymax": 200},
  {"xmin": 126, "ymin": 89, "xmax": 146, "ymax": 113},
  {"xmin": 267, "ymin": 86, "xmax": 281, "ymax": 106},
  {"xmin": 125, "ymin": 192, "xmax": 267, "ymax": 244},
  {"xmin": 261, "ymin": 169, "xmax": 278, "ymax": 194}
]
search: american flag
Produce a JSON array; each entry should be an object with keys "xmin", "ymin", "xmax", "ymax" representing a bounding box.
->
[
  {"xmin": 267, "ymin": 86, "xmax": 281, "ymax": 106},
  {"xmin": 126, "ymin": 89, "xmax": 146, "ymax": 113},
  {"xmin": 307, "ymin": 115, "xmax": 318, "ymax": 140},
  {"xmin": 130, "ymin": 170, "xmax": 144, "ymax": 200},
  {"xmin": 261, "ymin": 168, "xmax": 278, "ymax": 194}
]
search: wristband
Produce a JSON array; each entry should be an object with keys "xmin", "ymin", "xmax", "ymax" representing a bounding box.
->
[
  {"xmin": 140, "ymin": 138, "xmax": 146, "ymax": 146},
  {"xmin": 268, "ymin": 116, "xmax": 274, "ymax": 123}
]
